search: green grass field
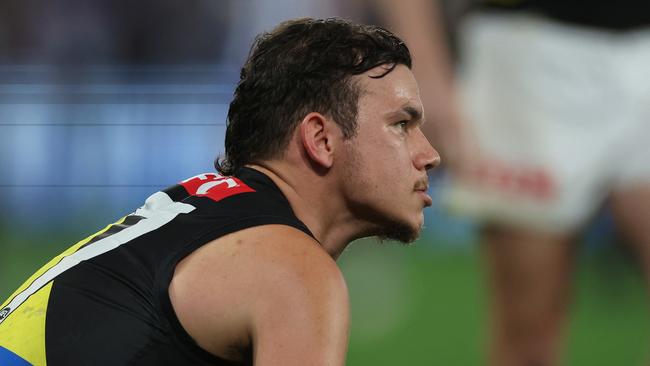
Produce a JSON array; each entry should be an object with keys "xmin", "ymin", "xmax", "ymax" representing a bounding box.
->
[
  {"xmin": 341, "ymin": 240, "xmax": 649, "ymax": 365},
  {"xmin": 2, "ymin": 231, "xmax": 648, "ymax": 365}
]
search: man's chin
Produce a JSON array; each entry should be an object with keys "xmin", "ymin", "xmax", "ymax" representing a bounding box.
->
[
  {"xmin": 375, "ymin": 219, "xmax": 422, "ymax": 244},
  {"xmin": 350, "ymin": 201, "xmax": 424, "ymax": 243}
]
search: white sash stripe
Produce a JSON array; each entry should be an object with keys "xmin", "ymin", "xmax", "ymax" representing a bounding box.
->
[{"xmin": 0, "ymin": 191, "xmax": 195, "ymax": 324}]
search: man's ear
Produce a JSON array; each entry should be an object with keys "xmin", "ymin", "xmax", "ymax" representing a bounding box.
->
[{"xmin": 299, "ymin": 112, "xmax": 336, "ymax": 169}]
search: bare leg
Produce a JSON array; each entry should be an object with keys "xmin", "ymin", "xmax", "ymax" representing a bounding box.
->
[
  {"xmin": 482, "ymin": 225, "xmax": 577, "ymax": 366},
  {"xmin": 611, "ymin": 185, "xmax": 650, "ymax": 285},
  {"xmin": 610, "ymin": 185, "xmax": 650, "ymax": 366}
]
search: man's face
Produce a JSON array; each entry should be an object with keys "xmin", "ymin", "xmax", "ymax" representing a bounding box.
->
[{"xmin": 339, "ymin": 64, "xmax": 440, "ymax": 243}]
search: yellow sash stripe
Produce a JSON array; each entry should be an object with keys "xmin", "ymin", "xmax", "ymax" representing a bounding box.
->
[
  {"xmin": 0, "ymin": 217, "xmax": 126, "ymax": 310},
  {"xmin": 0, "ymin": 217, "xmax": 127, "ymax": 366},
  {"xmin": 0, "ymin": 282, "xmax": 53, "ymax": 366}
]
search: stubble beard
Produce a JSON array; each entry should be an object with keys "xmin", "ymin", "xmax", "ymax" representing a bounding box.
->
[
  {"xmin": 342, "ymin": 143, "xmax": 422, "ymax": 244},
  {"xmin": 376, "ymin": 220, "xmax": 421, "ymax": 244}
]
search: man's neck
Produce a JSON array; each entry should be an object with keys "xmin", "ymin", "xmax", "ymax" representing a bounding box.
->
[{"xmin": 245, "ymin": 163, "xmax": 371, "ymax": 260}]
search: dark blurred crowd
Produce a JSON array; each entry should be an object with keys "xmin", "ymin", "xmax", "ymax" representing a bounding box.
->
[{"xmin": 0, "ymin": 0, "xmax": 231, "ymax": 65}]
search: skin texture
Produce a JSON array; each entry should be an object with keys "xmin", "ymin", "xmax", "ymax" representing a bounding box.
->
[
  {"xmin": 611, "ymin": 185, "xmax": 650, "ymax": 287},
  {"xmin": 169, "ymin": 64, "xmax": 439, "ymax": 365},
  {"xmin": 375, "ymin": 2, "xmax": 650, "ymax": 365},
  {"xmin": 338, "ymin": 65, "xmax": 438, "ymax": 243},
  {"xmin": 170, "ymin": 225, "xmax": 349, "ymax": 365},
  {"xmin": 482, "ymin": 227, "xmax": 576, "ymax": 366},
  {"xmin": 374, "ymin": 0, "xmax": 473, "ymax": 175}
]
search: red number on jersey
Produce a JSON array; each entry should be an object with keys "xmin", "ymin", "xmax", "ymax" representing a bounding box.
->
[{"xmin": 180, "ymin": 173, "xmax": 255, "ymax": 202}]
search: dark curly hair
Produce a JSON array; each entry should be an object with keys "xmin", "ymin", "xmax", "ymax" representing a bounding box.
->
[{"xmin": 215, "ymin": 17, "xmax": 412, "ymax": 175}]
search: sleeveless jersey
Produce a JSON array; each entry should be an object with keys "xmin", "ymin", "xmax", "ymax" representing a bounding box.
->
[
  {"xmin": 0, "ymin": 167, "xmax": 314, "ymax": 366},
  {"xmin": 481, "ymin": 0, "xmax": 650, "ymax": 30}
]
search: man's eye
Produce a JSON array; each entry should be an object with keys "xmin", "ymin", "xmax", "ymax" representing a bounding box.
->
[{"xmin": 397, "ymin": 120, "xmax": 409, "ymax": 129}]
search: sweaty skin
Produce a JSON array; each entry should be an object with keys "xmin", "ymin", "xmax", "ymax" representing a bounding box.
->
[{"xmin": 170, "ymin": 64, "xmax": 439, "ymax": 365}]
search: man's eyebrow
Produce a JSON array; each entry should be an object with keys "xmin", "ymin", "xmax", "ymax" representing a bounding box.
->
[
  {"xmin": 385, "ymin": 105, "xmax": 424, "ymax": 122},
  {"xmin": 402, "ymin": 105, "xmax": 423, "ymax": 121}
]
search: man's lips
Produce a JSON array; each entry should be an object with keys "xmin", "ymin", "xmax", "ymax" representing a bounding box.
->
[
  {"xmin": 414, "ymin": 179, "xmax": 432, "ymax": 207},
  {"xmin": 416, "ymin": 190, "xmax": 433, "ymax": 207}
]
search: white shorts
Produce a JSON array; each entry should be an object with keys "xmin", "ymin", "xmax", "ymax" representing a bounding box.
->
[{"xmin": 443, "ymin": 12, "xmax": 650, "ymax": 232}]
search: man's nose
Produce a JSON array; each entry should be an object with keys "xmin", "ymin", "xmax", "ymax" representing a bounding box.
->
[{"xmin": 414, "ymin": 128, "xmax": 441, "ymax": 171}]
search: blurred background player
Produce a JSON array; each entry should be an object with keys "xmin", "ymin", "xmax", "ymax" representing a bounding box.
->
[
  {"xmin": 1, "ymin": 0, "xmax": 650, "ymax": 364},
  {"xmin": 375, "ymin": 0, "xmax": 650, "ymax": 365}
]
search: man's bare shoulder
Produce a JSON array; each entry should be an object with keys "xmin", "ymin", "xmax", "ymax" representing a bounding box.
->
[{"xmin": 169, "ymin": 224, "xmax": 349, "ymax": 364}]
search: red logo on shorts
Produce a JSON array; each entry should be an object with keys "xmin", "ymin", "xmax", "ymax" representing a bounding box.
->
[
  {"xmin": 474, "ymin": 161, "xmax": 555, "ymax": 201},
  {"xmin": 180, "ymin": 173, "xmax": 255, "ymax": 202}
]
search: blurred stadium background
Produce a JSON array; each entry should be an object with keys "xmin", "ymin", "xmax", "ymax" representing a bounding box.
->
[{"xmin": 0, "ymin": 0, "xmax": 647, "ymax": 364}]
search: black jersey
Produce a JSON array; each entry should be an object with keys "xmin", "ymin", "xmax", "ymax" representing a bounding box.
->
[
  {"xmin": 0, "ymin": 167, "xmax": 313, "ymax": 366},
  {"xmin": 481, "ymin": 0, "xmax": 650, "ymax": 30}
]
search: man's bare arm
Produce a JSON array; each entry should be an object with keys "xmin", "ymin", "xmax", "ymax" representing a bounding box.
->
[{"xmin": 170, "ymin": 224, "xmax": 349, "ymax": 365}]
